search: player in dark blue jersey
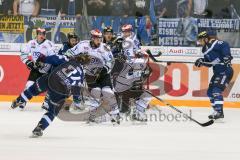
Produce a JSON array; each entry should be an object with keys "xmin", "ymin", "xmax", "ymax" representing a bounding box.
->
[
  {"xmin": 59, "ymin": 32, "xmax": 79, "ymax": 55},
  {"xmin": 11, "ymin": 54, "xmax": 91, "ymax": 137},
  {"xmin": 194, "ymin": 30, "xmax": 234, "ymax": 120},
  {"xmin": 57, "ymin": 32, "xmax": 83, "ymax": 110}
]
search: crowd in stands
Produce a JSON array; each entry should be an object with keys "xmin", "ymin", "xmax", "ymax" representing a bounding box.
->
[
  {"xmin": 0, "ymin": 0, "xmax": 239, "ymax": 45},
  {"xmin": 0, "ymin": 0, "xmax": 239, "ymax": 18}
]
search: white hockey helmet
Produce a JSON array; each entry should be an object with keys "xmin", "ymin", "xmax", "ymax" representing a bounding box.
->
[
  {"xmin": 36, "ymin": 27, "xmax": 46, "ymax": 35},
  {"xmin": 90, "ymin": 29, "xmax": 103, "ymax": 38}
]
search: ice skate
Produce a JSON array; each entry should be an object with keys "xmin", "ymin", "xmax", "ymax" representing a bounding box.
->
[
  {"xmin": 131, "ymin": 108, "xmax": 147, "ymax": 122},
  {"xmin": 208, "ymin": 110, "xmax": 224, "ymax": 120},
  {"xmin": 30, "ymin": 125, "xmax": 43, "ymax": 138},
  {"xmin": 11, "ymin": 98, "xmax": 25, "ymax": 109},
  {"xmin": 111, "ymin": 113, "xmax": 121, "ymax": 125}
]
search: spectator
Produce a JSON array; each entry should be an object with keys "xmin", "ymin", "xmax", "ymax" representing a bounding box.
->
[
  {"xmin": 61, "ymin": 0, "xmax": 83, "ymax": 17},
  {"xmin": 75, "ymin": 0, "xmax": 83, "ymax": 17},
  {"xmin": 207, "ymin": 0, "xmax": 233, "ymax": 18},
  {"xmin": 13, "ymin": 0, "xmax": 39, "ymax": 16},
  {"xmin": 153, "ymin": 0, "xmax": 167, "ymax": 18},
  {"xmin": 129, "ymin": 0, "xmax": 150, "ymax": 16},
  {"xmin": 0, "ymin": 0, "xmax": 13, "ymax": 15},
  {"xmin": 192, "ymin": 0, "xmax": 208, "ymax": 17},
  {"xmin": 230, "ymin": 0, "xmax": 240, "ymax": 18},
  {"xmin": 40, "ymin": 0, "xmax": 66, "ymax": 16},
  {"xmin": 164, "ymin": 0, "xmax": 192, "ymax": 18},
  {"xmin": 109, "ymin": 0, "xmax": 130, "ymax": 16},
  {"xmin": 204, "ymin": 9, "xmax": 213, "ymax": 18},
  {"xmin": 87, "ymin": 0, "xmax": 109, "ymax": 16}
]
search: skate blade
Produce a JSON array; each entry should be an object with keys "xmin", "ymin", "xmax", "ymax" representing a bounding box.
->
[
  {"xmin": 130, "ymin": 119, "xmax": 148, "ymax": 125},
  {"xmin": 214, "ymin": 119, "xmax": 225, "ymax": 123},
  {"xmin": 29, "ymin": 134, "xmax": 42, "ymax": 138},
  {"xmin": 111, "ymin": 121, "xmax": 121, "ymax": 126}
]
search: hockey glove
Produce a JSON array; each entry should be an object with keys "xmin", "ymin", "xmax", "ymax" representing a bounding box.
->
[
  {"xmin": 25, "ymin": 60, "xmax": 35, "ymax": 70},
  {"xmin": 35, "ymin": 54, "xmax": 46, "ymax": 68},
  {"xmin": 113, "ymin": 38, "xmax": 124, "ymax": 52},
  {"xmin": 194, "ymin": 58, "xmax": 204, "ymax": 67},
  {"xmin": 100, "ymin": 66, "xmax": 108, "ymax": 75}
]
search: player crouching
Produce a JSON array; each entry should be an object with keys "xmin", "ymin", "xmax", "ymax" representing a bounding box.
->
[
  {"xmin": 65, "ymin": 29, "xmax": 121, "ymax": 124},
  {"xmin": 113, "ymin": 24, "xmax": 152, "ymax": 122}
]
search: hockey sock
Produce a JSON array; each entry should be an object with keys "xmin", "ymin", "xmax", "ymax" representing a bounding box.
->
[
  {"xmin": 38, "ymin": 112, "xmax": 55, "ymax": 130},
  {"xmin": 212, "ymin": 88, "xmax": 224, "ymax": 113}
]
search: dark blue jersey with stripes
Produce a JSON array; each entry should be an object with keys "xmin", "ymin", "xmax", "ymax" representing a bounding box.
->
[
  {"xmin": 202, "ymin": 40, "xmax": 233, "ymax": 74},
  {"xmin": 48, "ymin": 60, "xmax": 84, "ymax": 96}
]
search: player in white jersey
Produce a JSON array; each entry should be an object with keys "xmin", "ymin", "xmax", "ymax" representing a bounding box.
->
[
  {"xmin": 113, "ymin": 24, "xmax": 153, "ymax": 121},
  {"xmin": 11, "ymin": 28, "xmax": 56, "ymax": 109},
  {"xmin": 66, "ymin": 29, "xmax": 121, "ymax": 124}
]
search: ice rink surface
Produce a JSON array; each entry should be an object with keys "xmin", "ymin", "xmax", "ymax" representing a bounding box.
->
[{"xmin": 0, "ymin": 102, "xmax": 240, "ymax": 160}]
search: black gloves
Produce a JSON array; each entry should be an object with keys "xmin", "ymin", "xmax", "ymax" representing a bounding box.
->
[
  {"xmin": 35, "ymin": 54, "xmax": 46, "ymax": 69},
  {"xmin": 25, "ymin": 60, "xmax": 35, "ymax": 70},
  {"xmin": 194, "ymin": 58, "xmax": 204, "ymax": 67}
]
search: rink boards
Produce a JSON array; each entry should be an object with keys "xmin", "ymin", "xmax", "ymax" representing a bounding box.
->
[{"xmin": 0, "ymin": 44, "xmax": 240, "ymax": 108}]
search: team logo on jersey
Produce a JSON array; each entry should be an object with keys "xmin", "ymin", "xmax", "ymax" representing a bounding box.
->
[
  {"xmin": 33, "ymin": 52, "xmax": 41, "ymax": 58},
  {"xmin": 84, "ymin": 47, "xmax": 89, "ymax": 50},
  {"xmin": 90, "ymin": 57, "xmax": 101, "ymax": 64}
]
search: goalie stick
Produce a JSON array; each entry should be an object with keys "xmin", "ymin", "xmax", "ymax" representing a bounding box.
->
[
  {"xmin": 145, "ymin": 49, "xmax": 225, "ymax": 65},
  {"xmin": 145, "ymin": 90, "xmax": 214, "ymax": 127}
]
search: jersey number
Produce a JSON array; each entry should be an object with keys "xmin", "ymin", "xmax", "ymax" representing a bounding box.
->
[{"xmin": 62, "ymin": 65, "xmax": 77, "ymax": 78}]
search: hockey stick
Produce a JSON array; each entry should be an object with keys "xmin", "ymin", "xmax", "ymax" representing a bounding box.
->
[
  {"xmin": 145, "ymin": 49, "xmax": 225, "ymax": 65},
  {"xmin": 144, "ymin": 49, "xmax": 162, "ymax": 57},
  {"xmin": 145, "ymin": 90, "xmax": 214, "ymax": 127}
]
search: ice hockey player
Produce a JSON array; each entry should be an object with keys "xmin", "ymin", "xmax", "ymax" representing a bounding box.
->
[
  {"xmin": 12, "ymin": 54, "xmax": 91, "ymax": 137},
  {"xmin": 113, "ymin": 24, "xmax": 152, "ymax": 122},
  {"xmin": 194, "ymin": 30, "xmax": 234, "ymax": 120},
  {"xmin": 58, "ymin": 32, "xmax": 82, "ymax": 110},
  {"xmin": 103, "ymin": 26, "xmax": 116, "ymax": 48},
  {"xmin": 12, "ymin": 27, "xmax": 56, "ymax": 110},
  {"xmin": 66, "ymin": 29, "xmax": 121, "ymax": 124},
  {"xmin": 59, "ymin": 32, "xmax": 79, "ymax": 55}
]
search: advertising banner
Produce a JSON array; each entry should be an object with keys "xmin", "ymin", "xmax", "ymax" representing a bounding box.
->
[
  {"xmin": 0, "ymin": 55, "xmax": 29, "ymax": 95},
  {"xmin": 0, "ymin": 53, "xmax": 239, "ymax": 107},
  {"xmin": 24, "ymin": 16, "xmax": 76, "ymax": 43},
  {"xmin": 0, "ymin": 15, "xmax": 24, "ymax": 43},
  {"xmin": 158, "ymin": 18, "xmax": 240, "ymax": 47},
  {"xmin": 0, "ymin": 15, "xmax": 24, "ymax": 33}
]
